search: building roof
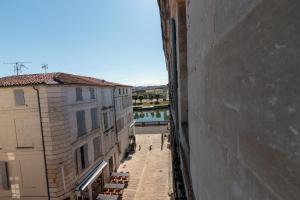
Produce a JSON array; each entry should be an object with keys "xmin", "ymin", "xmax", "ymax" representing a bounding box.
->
[{"xmin": 0, "ymin": 72, "xmax": 131, "ymax": 88}]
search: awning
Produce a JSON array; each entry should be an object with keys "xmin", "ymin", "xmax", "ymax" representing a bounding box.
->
[
  {"xmin": 129, "ymin": 121, "xmax": 135, "ymax": 128},
  {"xmin": 75, "ymin": 161, "xmax": 108, "ymax": 192}
]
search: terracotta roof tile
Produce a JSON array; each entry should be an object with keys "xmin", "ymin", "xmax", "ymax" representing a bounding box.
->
[{"xmin": 0, "ymin": 72, "xmax": 131, "ymax": 87}]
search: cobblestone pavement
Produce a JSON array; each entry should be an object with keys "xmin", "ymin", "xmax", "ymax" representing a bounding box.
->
[{"xmin": 118, "ymin": 129, "xmax": 171, "ymax": 200}]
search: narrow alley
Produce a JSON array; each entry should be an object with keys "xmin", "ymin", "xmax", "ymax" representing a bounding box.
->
[{"xmin": 119, "ymin": 126, "xmax": 171, "ymax": 200}]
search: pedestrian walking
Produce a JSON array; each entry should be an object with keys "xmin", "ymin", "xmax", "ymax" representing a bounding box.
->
[
  {"xmin": 139, "ymin": 145, "xmax": 141, "ymax": 151},
  {"xmin": 149, "ymin": 145, "xmax": 152, "ymax": 151}
]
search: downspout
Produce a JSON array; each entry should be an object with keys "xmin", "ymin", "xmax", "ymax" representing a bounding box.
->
[
  {"xmin": 112, "ymin": 87, "xmax": 120, "ymax": 154},
  {"xmin": 33, "ymin": 86, "xmax": 51, "ymax": 200}
]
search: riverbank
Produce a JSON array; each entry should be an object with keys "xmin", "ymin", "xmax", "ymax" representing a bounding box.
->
[{"xmin": 133, "ymin": 104, "xmax": 169, "ymax": 111}]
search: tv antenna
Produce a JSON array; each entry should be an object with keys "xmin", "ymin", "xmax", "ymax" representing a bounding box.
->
[
  {"xmin": 42, "ymin": 63, "xmax": 48, "ymax": 73},
  {"xmin": 3, "ymin": 62, "xmax": 31, "ymax": 75}
]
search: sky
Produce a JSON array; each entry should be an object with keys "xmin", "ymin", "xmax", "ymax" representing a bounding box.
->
[{"xmin": 0, "ymin": 0, "xmax": 167, "ymax": 86}]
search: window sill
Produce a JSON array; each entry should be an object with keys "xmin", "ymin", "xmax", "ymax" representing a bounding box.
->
[
  {"xmin": 104, "ymin": 126, "xmax": 114, "ymax": 134},
  {"xmin": 75, "ymin": 128, "xmax": 101, "ymax": 143},
  {"xmin": 91, "ymin": 127, "xmax": 100, "ymax": 131},
  {"xmin": 16, "ymin": 146, "xmax": 34, "ymax": 149}
]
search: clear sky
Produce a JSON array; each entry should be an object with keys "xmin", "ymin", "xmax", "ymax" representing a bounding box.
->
[{"xmin": 0, "ymin": 0, "xmax": 167, "ymax": 86}]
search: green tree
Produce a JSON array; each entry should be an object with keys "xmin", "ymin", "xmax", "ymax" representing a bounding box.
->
[
  {"xmin": 149, "ymin": 94, "xmax": 154, "ymax": 103},
  {"xmin": 133, "ymin": 95, "xmax": 138, "ymax": 104},
  {"xmin": 155, "ymin": 94, "xmax": 160, "ymax": 104},
  {"xmin": 134, "ymin": 112, "xmax": 140, "ymax": 119},
  {"xmin": 138, "ymin": 95, "xmax": 144, "ymax": 103},
  {"xmin": 151, "ymin": 112, "xmax": 155, "ymax": 117},
  {"xmin": 156, "ymin": 110, "xmax": 161, "ymax": 118}
]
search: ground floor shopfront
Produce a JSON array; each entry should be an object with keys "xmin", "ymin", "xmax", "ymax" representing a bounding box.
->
[{"xmin": 75, "ymin": 146, "xmax": 119, "ymax": 200}]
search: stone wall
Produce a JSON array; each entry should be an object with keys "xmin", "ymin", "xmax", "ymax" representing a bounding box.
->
[{"xmin": 158, "ymin": 0, "xmax": 300, "ymax": 199}]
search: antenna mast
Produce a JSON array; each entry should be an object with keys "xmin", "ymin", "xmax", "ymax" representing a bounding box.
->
[
  {"xmin": 4, "ymin": 62, "xmax": 31, "ymax": 75},
  {"xmin": 42, "ymin": 63, "xmax": 48, "ymax": 73}
]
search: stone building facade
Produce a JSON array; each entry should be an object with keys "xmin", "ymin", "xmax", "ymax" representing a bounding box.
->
[
  {"xmin": 158, "ymin": 0, "xmax": 300, "ymax": 199},
  {"xmin": 0, "ymin": 73, "xmax": 134, "ymax": 200}
]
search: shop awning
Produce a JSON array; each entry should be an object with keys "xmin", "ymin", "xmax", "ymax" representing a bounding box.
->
[
  {"xmin": 129, "ymin": 121, "xmax": 135, "ymax": 128},
  {"xmin": 75, "ymin": 161, "xmax": 108, "ymax": 191}
]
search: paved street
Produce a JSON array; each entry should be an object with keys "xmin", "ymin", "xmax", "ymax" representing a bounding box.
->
[{"xmin": 118, "ymin": 126, "xmax": 172, "ymax": 200}]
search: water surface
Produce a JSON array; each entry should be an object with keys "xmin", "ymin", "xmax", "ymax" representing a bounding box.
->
[{"xmin": 134, "ymin": 108, "xmax": 170, "ymax": 122}]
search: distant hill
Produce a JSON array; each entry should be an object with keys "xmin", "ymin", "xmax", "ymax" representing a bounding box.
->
[{"xmin": 133, "ymin": 85, "xmax": 167, "ymax": 92}]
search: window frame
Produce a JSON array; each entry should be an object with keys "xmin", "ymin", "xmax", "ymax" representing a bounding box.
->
[
  {"xmin": 0, "ymin": 161, "xmax": 9, "ymax": 190},
  {"xmin": 76, "ymin": 87, "xmax": 83, "ymax": 101},
  {"xmin": 75, "ymin": 144, "xmax": 89, "ymax": 174},
  {"xmin": 93, "ymin": 137, "xmax": 101, "ymax": 161},
  {"xmin": 89, "ymin": 88, "xmax": 96, "ymax": 100},
  {"xmin": 14, "ymin": 89, "xmax": 25, "ymax": 106},
  {"xmin": 76, "ymin": 110, "xmax": 86, "ymax": 137},
  {"xmin": 103, "ymin": 112, "xmax": 109, "ymax": 130},
  {"xmin": 91, "ymin": 108, "xmax": 99, "ymax": 130}
]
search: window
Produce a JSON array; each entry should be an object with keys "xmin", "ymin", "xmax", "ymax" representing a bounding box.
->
[
  {"xmin": 103, "ymin": 112, "xmax": 109, "ymax": 130},
  {"xmin": 75, "ymin": 144, "xmax": 89, "ymax": 174},
  {"xmin": 0, "ymin": 161, "xmax": 9, "ymax": 190},
  {"xmin": 91, "ymin": 108, "xmax": 99, "ymax": 130},
  {"xmin": 122, "ymin": 88, "xmax": 124, "ymax": 94},
  {"xmin": 126, "ymin": 89, "xmax": 128, "ymax": 94},
  {"xmin": 93, "ymin": 137, "xmax": 101, "ymax": 160},
  {"xmin": 76, "ymin": 111, "xmax": 86, "ymax": 136},
  {"xmin": 118, "ymin": 88, "xmax": 121, "ymax": 95},
  {"xmin": 14, "ymin": 90, "xmax": 25, "ymax": 106},
  {"xmin": 76, "ymin": 87, "xmax": 83, "ymax": 101},
  {"xmin": 89, "ymin": 88, "xmax": 95, "ymax": 99},
  {"xmin": 116, "ymin": 118, "xmax": 124, "ymax": 133}
]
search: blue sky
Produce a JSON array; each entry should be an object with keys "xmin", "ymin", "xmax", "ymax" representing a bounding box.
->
[{"xmin": 0, "ymin": 0, "xmax": 167, "ymax": 86}]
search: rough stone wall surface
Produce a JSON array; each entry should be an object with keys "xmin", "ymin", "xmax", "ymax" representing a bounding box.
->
[{"xmin": 187, "ymin": 0, "xmax": 300, "ymax": 199}]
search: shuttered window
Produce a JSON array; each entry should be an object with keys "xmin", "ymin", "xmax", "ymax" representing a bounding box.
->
[
  {"xmin": 91, "ymin": 108, "xmax": 99, "ymax": 129},
  {"xmin": 116, "ymin": 118, "xmax": 124, "ymax": 133},
  {"xmin": 93, "ymin": 137, "xmax": 101, "ymax": 161},
  {"xmin": 76, "ymin": 111, "xmax": 86, "ymax": 136},
  {"xmin": 0, "ymin": 161, "xmax": 9, "ymax": 190},
  {"xmin": 14, "ymin": 90, "xmax": 25, "ymax": 106},
  {"xmin": 76, "ymin": 87, "xmax": 83, "ymax": 101},
  {"xmin": 89, "ymin": 88, "xmax": 95, "ymax": 99},
  {"xmin": 75, "ymin": 144, "xmax": 89, "ymax": 174},
  {"xmin": 103, "ymin": 112, "xmax": 109, "ymax": 130}
]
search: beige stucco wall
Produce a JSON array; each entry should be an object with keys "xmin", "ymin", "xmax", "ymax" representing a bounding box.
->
[
  {"xmin": 0, "ymin": 84, "xmax": 133, "ymax": 200},
  {"xmin": 0, "ymin": 86, "xmax": 48, "ymax": 199}
]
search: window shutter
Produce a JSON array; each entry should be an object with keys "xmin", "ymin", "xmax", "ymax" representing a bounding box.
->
[
  {"xmin": 75, "ymin": 149, "xmax": 82, "ymax": 174},
  {"xmin": 89, "ymin": 88, "xmax": 95, "ymax": 99},
  {"xmin": 103, "ymin": 112, "xmax": 108, "ymax": 130},
  {"xmin": 91, "ymin": 108, "xmax": 98, "ymax": 129},
  {"xmin": 14, "ymin": 90, "xmax": 25, "ymax": 106},
  {"xmin": 0, "ymin": 161, "xmax": 9, "ymax": 190},
  {"xmin": 93, "ymin": 137, "xmax": 101, "ymax": 160},
  {"xmin": 76, "ymin": 111, "xmax": 86, "ymax": 136},
  {"xmin": 83, "ymin": 144, "xmax": 89, "ymax": 167},
  {"xmin": 76, "ymin": 88, "xmax": 83, "ymax": 101}
]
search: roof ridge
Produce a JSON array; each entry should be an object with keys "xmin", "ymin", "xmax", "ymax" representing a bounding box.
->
[{"xmin": 0, "ymin": 72, "xmax": 132, "ymax": 87}]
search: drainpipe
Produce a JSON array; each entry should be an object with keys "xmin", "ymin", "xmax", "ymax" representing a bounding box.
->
[
  {"xmin": 112, "ymin": 87, "xmax": 122, "ymax": 161},
  {"xmin": 33, "ymin": 86, "xmax": 50, "ymax": 200},
  {"xmin": 112, "ymin": 87, "xmax": 118, "ymax": 142}
]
